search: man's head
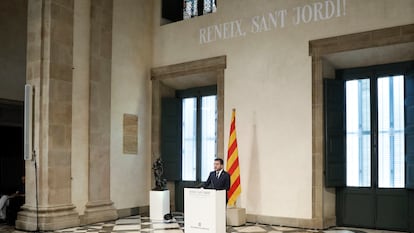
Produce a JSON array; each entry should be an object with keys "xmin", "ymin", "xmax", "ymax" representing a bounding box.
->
[{"xmin": 214, "ymin": 158, "xmax": 224, "ymax": 171}]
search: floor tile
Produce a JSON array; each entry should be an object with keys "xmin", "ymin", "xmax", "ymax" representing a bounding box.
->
[
  {"xmin": 1, "ymin": 215, "xmax": 407, "ymax": 233},
  {"xmin": 112, "ymin": 224, "xmax": 141, "ymax": 231}
]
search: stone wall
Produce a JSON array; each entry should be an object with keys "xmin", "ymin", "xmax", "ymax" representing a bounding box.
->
[
  {"xmin": 16, "ymin": 0, "xmax": 80, "ymax": 231},
  {"xmin": 152, "ymin": 0, "xmax": 414, "ymax": 227},
  {"xmin": 0, "ymin": 0, "xmax": 27, "ymax": 101}
]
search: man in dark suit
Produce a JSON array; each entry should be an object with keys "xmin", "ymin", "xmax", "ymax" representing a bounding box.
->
[{"xmin": 204, "ymin": 158, "xmax": 230, "ymax": 194}]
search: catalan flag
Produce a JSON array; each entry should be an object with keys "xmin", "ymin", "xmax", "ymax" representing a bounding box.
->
[{"xmin": 226, "ymin": 109, "xmax": 241, "ymax": 207}]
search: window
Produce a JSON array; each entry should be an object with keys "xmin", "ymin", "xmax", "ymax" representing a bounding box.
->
[
  {"xmin": 377, "ymin": 75, "xmax": 405, "ymax": 188},
  {"xmin": 162, "ymin": 0, "xmax": 217, "ymax": 25},
  {"xmin": 346, "ymin": 79, "xmax": 371, "ymax": 187},
  {"xmin": 201, "ymin": 96, "xmax": 217, "ymax": 181},
  {"xmin": 203, "ymin": 0, "xmax": 217, "ymax": 14},
  {"xmin": 342, "ymin": 68, "xmax": 407, "ymax": 188},
  {"xmin": 184, "ymin": 0, "xmax": 217, "ymax": 19},
  {"xmin": 180, "ymin": 87, "xmax": 217, "ymax": 182},
  {"xmin": 182, "ymin": 98, "xmax": 197, "ymax": 181},
  {"xmin": 183, "ymin": 0, "xmax": 198, "ymax": 19},
  {"xmin": 324, "ymin": 61, "xmax": 414, "ymax": 231}
]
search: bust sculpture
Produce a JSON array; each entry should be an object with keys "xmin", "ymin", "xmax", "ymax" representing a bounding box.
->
[{"xmin": 152, "ymin": 158, "xmax": 167, "ymax": 191}]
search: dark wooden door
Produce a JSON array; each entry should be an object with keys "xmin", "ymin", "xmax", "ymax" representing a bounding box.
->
[{"xmin": 326, "ymin": 62, "xmax": 414, "ymax": 232}]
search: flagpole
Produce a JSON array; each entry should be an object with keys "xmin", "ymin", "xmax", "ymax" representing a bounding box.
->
[{"xmin": 232, "ymin": 107, "xmax": 236, "ymax": 211}]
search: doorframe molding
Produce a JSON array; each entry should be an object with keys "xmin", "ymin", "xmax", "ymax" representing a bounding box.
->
[
  {"xmin": 150, "ymin": 55, "xmax": 226, "ymax": 211},
  {"xmin": 309, "ymin": 24, "xmax": 414, "ymax": 229}
]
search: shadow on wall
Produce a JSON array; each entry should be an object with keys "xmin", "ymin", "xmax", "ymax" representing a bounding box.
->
[{"xmin": 246, "ymin": 113, "xmax": 261, "ymax": 215}]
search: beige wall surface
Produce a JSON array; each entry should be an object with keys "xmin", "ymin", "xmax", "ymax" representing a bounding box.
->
[
  {"xmin": 110, "ymin": 0, "xmax": 153, "ymax": 210},
  {"xmin": 72, "ymin": 0, "xmax": 153, "ymax": 215},
  {"xmin": 0, "ymin": 0, "xmax": 27, "ymax": 101},
  {"xmin": 152, "ymin": 0, "xmax": 414, "ymax": 219}
]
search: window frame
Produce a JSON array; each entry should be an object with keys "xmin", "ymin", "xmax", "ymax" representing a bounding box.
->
[
  {"xmin": 344, "ymin": 78, "xmax": 372, "ymax": 188},
  {"xmin": 161, "ymin": 0, "xmax": 217, "ymax": 25},
  {"xmin": 336, "ymin": 61, "xmax": 414, "ymax": 189},
  {"xmin": 176, "ymin": 85, "xmax": 217, "ymax": 182}
]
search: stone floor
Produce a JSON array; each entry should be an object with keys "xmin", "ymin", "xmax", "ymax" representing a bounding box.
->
[{"xmin": 0, "ymin": 215, "xmax": 408, "ymax": 233}]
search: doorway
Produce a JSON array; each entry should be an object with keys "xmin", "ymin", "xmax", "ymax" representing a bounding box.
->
[
  {"xmin": 309, "ymin": 24, "xmax": 414, "ymax": 230},
  {"xmin": 151, "ymin": 56, "xmax": 226, "ymax": 212},
  {"xmin": 0, "ymin": 100, "xmax": 25, "ymax": 224},
  {"xmin": 325, "ymin": 61, "xmax": 413, "ymax": 231},
  {"xmin": 0, "ymin": 100, "xmax": 25, "ymax": 192},
  {"xmin": 162, "ymin": 86, "xmax": 218, "ymax": 212}
]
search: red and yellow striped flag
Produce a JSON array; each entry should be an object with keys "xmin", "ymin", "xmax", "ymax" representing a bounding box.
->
[{"xmin": 226, "ymin": 109, "xmax": 241, "ymax": 207}]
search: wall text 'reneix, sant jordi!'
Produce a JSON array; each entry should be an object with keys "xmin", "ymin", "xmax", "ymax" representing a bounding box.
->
[{"xmin": 199, "ymin": 0, "xmax": 347, "ymax": 44}]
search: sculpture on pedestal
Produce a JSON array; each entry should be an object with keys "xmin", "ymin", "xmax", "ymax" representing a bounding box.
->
[{"xmin": 152, "ymin": 158, "xmax": 167, "ymax": 191}]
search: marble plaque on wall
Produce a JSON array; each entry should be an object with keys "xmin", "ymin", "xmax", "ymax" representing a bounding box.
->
[{"xmin": 123, "ymin": 114, "xmax": 138, "ymax": 154}]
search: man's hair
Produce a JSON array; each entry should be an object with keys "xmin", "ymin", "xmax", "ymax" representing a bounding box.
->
[{"xmin": 214, "ymin": 158, "xmax": 224, "ymax": 165}]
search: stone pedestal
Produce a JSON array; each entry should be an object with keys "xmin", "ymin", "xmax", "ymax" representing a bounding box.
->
[
  {"xmin": 150, "ymin": 190, "xmax": 170, "ymax": 220},
  {"xmin": 226, "ymin": 207, "xmax": 246, "ymax": 226}
]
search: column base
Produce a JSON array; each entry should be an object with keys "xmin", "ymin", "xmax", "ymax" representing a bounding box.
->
[
  {"xmin": 15, "ymin": 204, "xmax": 80, "ymax": 231},
  {"xmin": 83, "ymin": 200, "xmax": 118, "ymax": 225}
]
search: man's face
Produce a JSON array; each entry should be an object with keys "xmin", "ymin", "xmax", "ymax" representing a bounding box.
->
[{"xmin": 214, "ymin": 160, "xmax": 223, "ymax": 171}]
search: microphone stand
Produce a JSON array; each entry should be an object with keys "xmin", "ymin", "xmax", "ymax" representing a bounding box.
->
[{"xmin": 32, "ymin": 150, "xmax": 41, "ymax": 233}]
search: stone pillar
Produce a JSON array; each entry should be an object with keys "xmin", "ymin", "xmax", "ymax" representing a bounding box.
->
[
  {"xmin": 311, "ymin": 55, "xmax": 325, "ymax": 228},
  {"xmin": 16, "ymin": 0, "xmax": 80, "ymax": 231},
  {"xmin": 311, "ymin": 54, "xmax": 336, "ymax": 228},
  {"xmin": 72, "ymin": 0, "xmax": 91, "ymax": 218},
  {"xmin": 83, "ymin": 0, "xmax": 118, "ymax": 224}
]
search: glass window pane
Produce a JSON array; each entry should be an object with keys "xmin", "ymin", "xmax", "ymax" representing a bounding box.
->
[
  {"xmin": 204, "ymin": 0, "xmax": 217, "ymax": 14},
  {"xmin": 182, "ymin": 98, "xmax": 197, "ymax": 181},
  {"xmin": 378, "ymin": 75, "xmax": 405, "ymax": 188},
  {"xmin": 184, "ymin": 0, "xmax": 197, "ymax": 19},
  {"xmin": 201, "ymin": 95, "xmax": 217, "ymax": 181},
  {"xmin": 346, "ymin": 79, "xmax": 371, "ymax": 187}
]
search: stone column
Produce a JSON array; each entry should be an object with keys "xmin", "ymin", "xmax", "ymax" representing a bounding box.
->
[
  {"xmin": 83, "ymin": 0, "xmax": 118, "ymax": 224},
  {"xmin": 16, "ymin": 0, "xmax": 80, "ymax": 231},
  {"xmin": 72, "ymin": 0, "xmax": 91, "ymax": 218},
  {"xmin": 312, "ymin": 55, "xmax": 336, "ymax": 228}
]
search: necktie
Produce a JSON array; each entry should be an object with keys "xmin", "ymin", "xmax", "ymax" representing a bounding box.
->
[{"xmin": 216, "ymin": 171, "xmax": 220, "ymax": 178}]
